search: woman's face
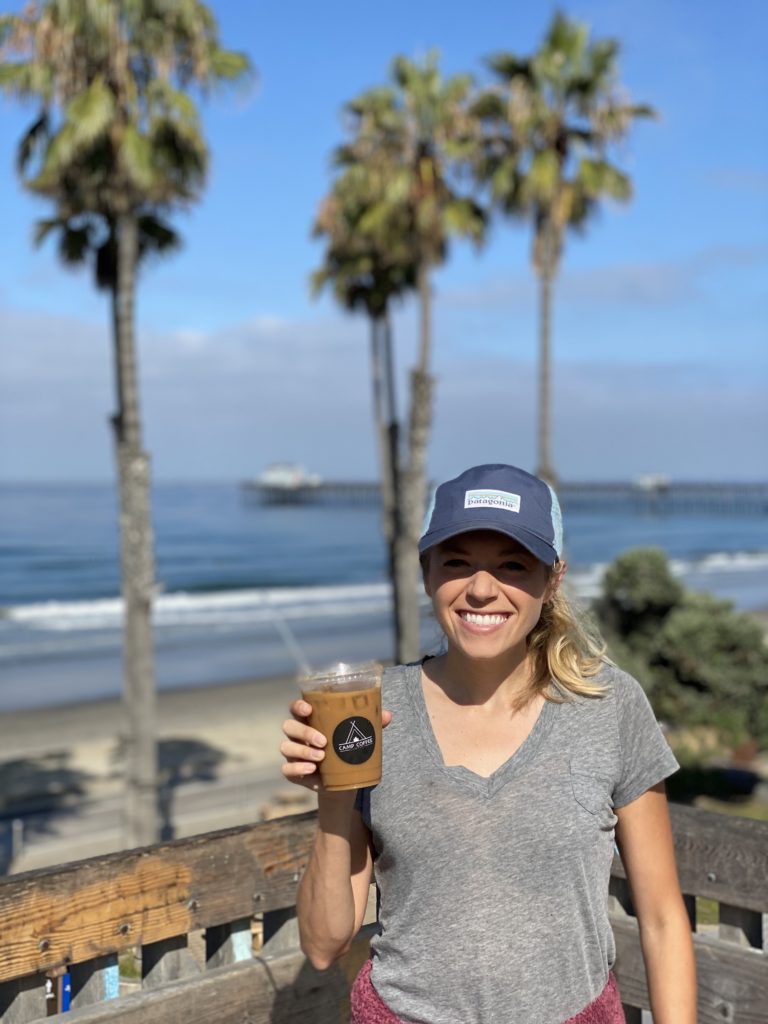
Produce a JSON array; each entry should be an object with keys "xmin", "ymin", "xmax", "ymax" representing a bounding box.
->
[{"xmin": 423, "ymin": 530, "xmax": 556, "ymax": 664}]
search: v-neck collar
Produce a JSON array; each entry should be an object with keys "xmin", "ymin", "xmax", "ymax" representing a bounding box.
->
[{"xmin": 407, "ymin": 661, "xmax": 556, "ymax": 798}]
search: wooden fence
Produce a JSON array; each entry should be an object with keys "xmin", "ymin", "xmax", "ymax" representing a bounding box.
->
[{"xmin": 0, "ymin": 805, "xmax": 765, "ymax": 1023}]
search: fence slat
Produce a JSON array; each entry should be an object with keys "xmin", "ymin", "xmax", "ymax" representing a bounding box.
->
[
  {"xmin": 70, "ymin": 954, "xmax": 120, "ymax": 1008},
  {"xmin": 612, "ymin": 915, "xmax": 768, "ymax": 1024},
  {"xmin": 683, "ymin": 893, "xmax": 696, "ymax": 931},
  {"xmin": 0, "ymin": 973, "xmax": 46, "ymax": 1023},
  {"xmin": 718, "ymin": 904, "xmax": 763, "ymax": 950},
  {"xmin": 262, "ymin": 908, "xmax": 299, "ymax": 957},
  {"xmin": 0, "ymin": 812, "xmax": 315, "ymax": 983},
  {"xmin": 611, "ymin": 806, "xmax": 767, "ymax": 912},
  {"xmin": 205, "ymin": 919, "xmax": 253, "ymax": 968},
  {"xmin": 42, "ymin": 931, "xmax": 373, "ymax": 1024},
  {"xmin": 142, "ymin": 936, "xmax": 199, "ymax": 989}
]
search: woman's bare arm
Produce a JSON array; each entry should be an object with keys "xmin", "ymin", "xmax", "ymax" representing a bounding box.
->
[
  {"xmin": 296, "ymin": 791, "xmax": 374, "ymax": 969},
  {"xmin": 280, "ymin": 698, "xmax": 389, "ymax": 969},
  {"xmin": 615, "ymin": 783, "xmax": 697, "ymax": 1023}
]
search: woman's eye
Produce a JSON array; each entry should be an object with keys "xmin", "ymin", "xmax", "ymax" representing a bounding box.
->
[
  {"xmin": 443, "ymin": 558, "xmax": 468, "ymax": 568},
  {"xmin": 501, "ymin": 561, "xmax": 527, "ymax": 572}
]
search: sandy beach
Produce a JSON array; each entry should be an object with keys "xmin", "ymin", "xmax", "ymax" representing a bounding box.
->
[{"xmin": 0, "ymin": 673, "xmax": 311, "ymax": 872}]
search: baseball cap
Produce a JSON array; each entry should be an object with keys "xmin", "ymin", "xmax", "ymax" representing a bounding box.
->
[{"xmin": 418, "ymin": 464, "xmax": 563, "ymax": 566}]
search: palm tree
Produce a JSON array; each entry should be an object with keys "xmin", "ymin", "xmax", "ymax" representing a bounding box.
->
[
  {"xmin": 0, "ymin": 0, "xmax": 251, "ymax": 846},
  {"xmin": 319, "ymin": 55, "xmax": 485, "ymax": 662},
  {"xmin": 312, "ymin": 171, "xmax": 415, "ymax": 662},
  {"xmin": 473, "ymin": 12, "xmax": 655, "ymax": 483}
]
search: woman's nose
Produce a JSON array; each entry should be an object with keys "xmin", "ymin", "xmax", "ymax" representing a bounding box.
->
[{"xmin": 466, "ymin": 569, "xmax": 497, "ymax": 601}]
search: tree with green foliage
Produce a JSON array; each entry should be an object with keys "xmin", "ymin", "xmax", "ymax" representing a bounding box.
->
[
  {"xmin": 0, "ymin": 0, "xmax": 251, "ymax": 845},
  {"xmin": 597, "ymin": 548, "xmax": 768, "ymax": 749},
  {"xmin": 472, "ymin": 12, "xmax": 655, "ymax": 483},
  {"xmin": 312, "ymin": 152, "xmax": 415, "ymax": 660},
  {"xmin": 316, "ymin": 54, "xmax": 485, "ymax": 662}
]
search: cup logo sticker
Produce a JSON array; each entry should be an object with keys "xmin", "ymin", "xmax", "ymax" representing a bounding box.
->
[{"xmin": 333, "ymin": 717, "xmax": 375, "ymax": 764}]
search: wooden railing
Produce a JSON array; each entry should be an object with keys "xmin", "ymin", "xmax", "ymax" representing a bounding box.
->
[{"xmin": 0, "ymin": 805, "xmax": 765, "ymax": 1023}]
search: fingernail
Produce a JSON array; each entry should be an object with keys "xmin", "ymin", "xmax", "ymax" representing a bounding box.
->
[
  {"xmin": 314, "ymin": 733, "xmax": 326, "ymax": 746},
  {"xmin": 311, "ymin": 749, "xmax": 323, "ymax": 760}
]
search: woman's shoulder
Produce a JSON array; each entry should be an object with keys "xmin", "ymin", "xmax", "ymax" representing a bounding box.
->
[
  {"xmin": 558, "ymin": 662, "xmax": 648, "ymax": 735},
  {"xmin": 382, "ymin": 660, "xmax": 422, "ymax": 700},
  {"xmin": 593, "ymin": 662, "xmax": 653, "ymax": 711}
]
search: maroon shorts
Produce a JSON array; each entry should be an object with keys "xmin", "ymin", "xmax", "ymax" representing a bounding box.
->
[{"xmin": 350, "ymin": 958, "xmax": 626, "ymax": 1024}]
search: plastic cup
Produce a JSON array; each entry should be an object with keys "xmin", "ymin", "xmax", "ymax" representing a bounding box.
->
[{"xmin": 300, "ymin": 662, "xmax": 383, "ymax": 791}]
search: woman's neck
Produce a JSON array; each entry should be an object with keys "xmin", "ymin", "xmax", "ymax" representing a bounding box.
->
[{"xmin": 427, "ymin": 645, "xmax": 534, "ymax": 709}]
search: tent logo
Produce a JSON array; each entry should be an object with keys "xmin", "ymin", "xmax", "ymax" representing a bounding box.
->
[{"xmin": 333, "ymin": 716, "xmax": 375, "ymax": 765}]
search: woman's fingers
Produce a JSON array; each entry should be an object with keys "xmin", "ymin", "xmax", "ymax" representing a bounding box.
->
[
  {"xmin": 382, "ymin": 709, "xmax": 393, "ymax": 728},
  {"xmin": 280, "ymin": 737, "xmax": 325, "ymax": 762},
  {"xmin": 290, "ymin": 698, "xmax": 313, "ymax": 720},
  {"xmin": 282, "ymin": 717, "xmax": 327, "ymax": 747},
  {"xmin": 280, "ymin": 705, "xmax": 328, "ymax": 790}
]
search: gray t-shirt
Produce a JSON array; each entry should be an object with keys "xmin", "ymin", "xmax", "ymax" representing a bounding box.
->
[{"xmin": 355, "ymin": 661, "xmax": 679, "ymax": 1024}]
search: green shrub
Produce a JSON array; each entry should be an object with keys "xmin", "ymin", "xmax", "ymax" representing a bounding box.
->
[
  {"xmin": 595, "ymin": 548, "xmax": 684, "ymax": 654},
  {"xmin": 595, "ymin": 548, "xmax": 768, "ymax": 749}
]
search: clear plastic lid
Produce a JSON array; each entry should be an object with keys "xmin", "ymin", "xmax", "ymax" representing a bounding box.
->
[{"xmin": 299, "ymin": 660, "xmax": 383, "ymax": 692}]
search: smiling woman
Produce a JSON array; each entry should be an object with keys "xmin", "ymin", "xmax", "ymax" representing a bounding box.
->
[{"xmin": 280, "ymin": 464, "xmax": 697, "ymax": 1024}]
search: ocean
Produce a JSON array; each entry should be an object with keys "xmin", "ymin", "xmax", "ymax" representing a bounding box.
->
[{"xmin": 1, "ymin": 482, "xmax": 767, "ymax": 712}]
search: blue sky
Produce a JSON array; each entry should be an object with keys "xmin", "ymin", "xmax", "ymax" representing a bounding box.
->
[{"xmin": 1, "ymin": 0, "xmax": 766, "ymax": 481}]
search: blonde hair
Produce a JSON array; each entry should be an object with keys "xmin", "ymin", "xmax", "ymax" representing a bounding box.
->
[{"xmin": 523, "ymin": 561, "xmax": 608, "ymax": 709}]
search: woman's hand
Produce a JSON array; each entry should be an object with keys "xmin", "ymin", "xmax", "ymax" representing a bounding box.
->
[{"xmin": 280, "ymin": 698, "xmax": 392, "ymax": 792}]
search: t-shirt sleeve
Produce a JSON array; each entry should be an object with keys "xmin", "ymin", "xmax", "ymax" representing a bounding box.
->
[{"xmin": 612, "ymin": 670, "xmax": 680, "ymax": 808}]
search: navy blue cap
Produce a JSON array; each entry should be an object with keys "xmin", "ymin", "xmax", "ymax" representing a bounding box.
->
[{"xmin": 418, "ymin": 464, "xmax": 563, "ymax": 566}]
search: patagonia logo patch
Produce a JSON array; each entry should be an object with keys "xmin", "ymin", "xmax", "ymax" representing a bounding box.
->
[{"xmin": 464, "ymin": 489, "xmax": 521, "ymax": 512}]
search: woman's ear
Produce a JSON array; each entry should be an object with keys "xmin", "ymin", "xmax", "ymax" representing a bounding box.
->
[
  {"xmin": 420, "ymin": 553, "xmax": 433, "ymax": 598},
  {"xmin": 545, "ymin": 560, "xmax": 567, "ymax": 603}
]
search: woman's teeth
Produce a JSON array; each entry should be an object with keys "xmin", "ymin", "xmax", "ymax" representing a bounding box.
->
[{"xmin": 460, "ymin": 612, "xmax": 508, "ymax": 626}]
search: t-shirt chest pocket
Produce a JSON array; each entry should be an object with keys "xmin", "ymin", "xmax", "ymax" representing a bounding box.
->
[{"xmin": 569, "ymin": 759, "xmax": 617, "ymax": 832}]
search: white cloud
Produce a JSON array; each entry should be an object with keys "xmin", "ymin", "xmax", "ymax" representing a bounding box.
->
[
  {"xmin": 1, "ymin": 304, "xmax": 765, "ymax": 482},
  {"xmin": 443, "ymin": 244, "xmax": 768, "ymax": 311}
]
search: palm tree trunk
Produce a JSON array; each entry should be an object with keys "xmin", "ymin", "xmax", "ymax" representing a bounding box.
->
[
  {"xmin": 398, "ymin": 261, "xmax": 434, "ymax": 663},
  {"xmin": 370, "ymin": 313, "xmax": 401, "ymax": 659},
  {"xmin": 112, "ymin": 210, "xmax": 158, "ymax": 847},
  {"xmin": 535, "ymin": 261, "xmax": 556, "ymax": 486}
]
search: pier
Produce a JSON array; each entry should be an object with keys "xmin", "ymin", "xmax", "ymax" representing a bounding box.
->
[
  {"xmin": 242, "ymin": 479, "xmax": 768, "ymax": 515},
  {"xmin": 0, "ymin": 806, "xmax": 765, "ymax": 1022}
]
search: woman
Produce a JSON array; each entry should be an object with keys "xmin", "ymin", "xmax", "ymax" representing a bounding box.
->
[{"xmin": 280, "ymin": 464, "xmax": 697, "ymax": 1023}]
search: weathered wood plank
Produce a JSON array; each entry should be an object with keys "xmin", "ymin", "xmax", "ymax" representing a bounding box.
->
[
  {"xmin": 718, "ymin": 904, "xmax": 763, "ymax": 950},
  {"xmin": 612, "ymin": 913, "xmax": 768, "ymax": 1023},
  {"xmin": 0, "ymin": 812, "xmax": 315, "ymax": 983},
  {"xmin": 41, "ymin": 927, "xmax": 373, "ymax": 1024},
  {"xmin": 612, "ymin": 805, "xmax": 768, "ymax": 913}
]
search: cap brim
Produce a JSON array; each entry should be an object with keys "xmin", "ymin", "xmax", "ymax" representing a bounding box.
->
[{"xmin": 418, "ymin": 521, "xmax": 557, "ymax": 566}]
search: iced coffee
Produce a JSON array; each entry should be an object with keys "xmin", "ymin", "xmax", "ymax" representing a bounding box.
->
[{"xmin": 301, "ymin": 662, "xmax": 383, "ymax": 791}]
